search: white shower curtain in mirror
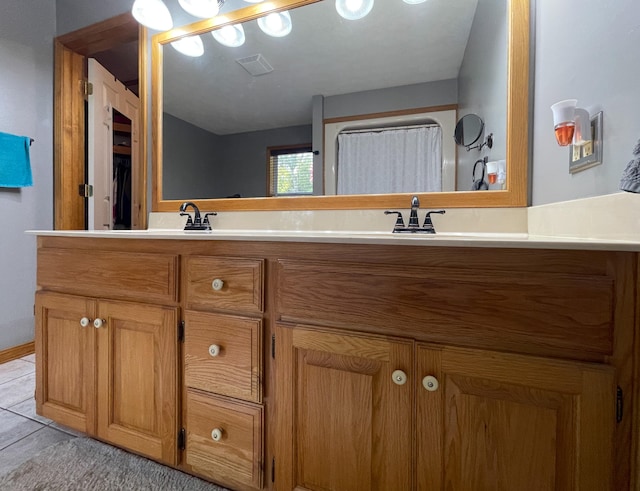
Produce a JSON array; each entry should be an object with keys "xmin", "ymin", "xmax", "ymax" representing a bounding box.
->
[{"xmin": 337, "ymin": 125, "xmax": 442, "ymax": 195}]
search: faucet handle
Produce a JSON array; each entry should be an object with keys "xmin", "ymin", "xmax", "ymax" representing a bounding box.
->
[
  {"xmin": 384, "ymin": 210, "xmax": 405, "ymax": 229},
  {"xmin": 180, "ymin": 212, "xmax": 193, "ymax": 227},
  {"xmin": 203, "ymin": 212, "xmax": 217, "ymax": 229},
  {"xmin": 422, "ymin": 210, "xmax": 446, "ymax": 233}
]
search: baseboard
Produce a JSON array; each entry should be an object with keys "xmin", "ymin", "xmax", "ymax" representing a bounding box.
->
[{"xmin": 0, "ymin": 341, "xmax": 35, "ymax": 364}]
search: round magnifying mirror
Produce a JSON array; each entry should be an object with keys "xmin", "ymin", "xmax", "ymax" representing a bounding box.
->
[{"xmin": 454, "ymin": 114, "xmax": 484, "ymax": 147}]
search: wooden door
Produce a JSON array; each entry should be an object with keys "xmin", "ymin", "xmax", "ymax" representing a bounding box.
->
[
  {"xmin": 275, "ymin": 324, "xmax": 413, "ymax": 491},
  {"xmin": 95, "ymin": 300, "xmax": 178, "ymax": 465},
  {"xmin": 416, "ymin": 345, "xmax": 615, "ymax": 491},
  {"xmin": 88, "ymin": 58, "xmax": 139, "ymax": 230},
  {"xmin": 35, "ymin": 292, "xmax": 96, "ymax": 434}
]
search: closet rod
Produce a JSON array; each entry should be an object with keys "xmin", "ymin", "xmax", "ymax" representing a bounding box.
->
[{"xmin": 341, "ymin": 123, "xmax": 439, "ymax": 135}]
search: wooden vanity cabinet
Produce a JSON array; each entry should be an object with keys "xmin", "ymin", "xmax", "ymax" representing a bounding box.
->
[
  {"xmin": 181, "ymin": 255, "xmax": 265, "ymax": 491},
  {"xmin": 35, "ymin": 247, "xmax": 179, "ymax": 465},
  {"xmin": 274, "ymin": 250, "xmax": 634, "ymax": 491}
]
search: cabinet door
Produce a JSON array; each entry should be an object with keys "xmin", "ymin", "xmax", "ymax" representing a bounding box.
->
[
  {"xmin": 35, "ymin": 292, "xmax": 96, "ymax": 434},
  {"xmin": 95, "ymin": 300, "xmax": 178, "ymax": 465},
  {"xmin": 275, "ymin": 324, "xmax": 413, "ymax": 491},
  {"xmin": 416, "ymin": 345, "xmax": 615, "ymax": 491}
]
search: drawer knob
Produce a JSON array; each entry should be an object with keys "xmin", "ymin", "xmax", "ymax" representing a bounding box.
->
[
  {"xmin": 93, "ymin": 318, "xmax": 106, "ymax": 329},
  {"xmin": 211, "ymin": 428, "xmax": 223, "ymax": 442},
  {"xmin": 208, "ymin": 344, "xmax": 221, "ymax": 357},
  {"xmin": 392, "ymin": 369, "xmax": 407, "ymax": 385},
  {"xmin": 80, "ymin": 317, "xmax": 91, "ymax": 328},
  {"xmin": 211, "ymin": 279, "xmax": 224, "ymax": 291},
  {"xmin": 422, "ymin": 375, "xmax": 439, "ymax": 392}
]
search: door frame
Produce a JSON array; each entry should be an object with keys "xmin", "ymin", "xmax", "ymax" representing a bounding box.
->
[{"xmin": 54, "ymin": 13, "xmax": 147, "ymax": 230}]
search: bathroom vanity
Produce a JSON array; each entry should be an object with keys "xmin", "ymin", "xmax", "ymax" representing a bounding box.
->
[{"xmin": 33, "ymin": 231, "xmax": 639, "ymax": 491}]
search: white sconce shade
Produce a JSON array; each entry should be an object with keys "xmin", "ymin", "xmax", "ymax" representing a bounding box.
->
[
  {"xmin": 243, "ymin": 0, "xmax": 264, "ymax": 2},
  {"xmin": 212, "ymin": 24, "xmax": 246, "ymax": 47},
  {"xmin": 131, "ymin": 0, "xmax": 173, "ymax": 31},
  {"xmin": 257, "ymin": 11, "xmax": 292, "ymax": 37},
  {"xmin": 403, "ymin": 0, "xmax": 428, "ymax": 4},
  {"xmin": 171, "ymin": 34, "xmax": 205, "ymax": 57},
  {"xmin": 335, "ymin": 0, "xmax": 374, "ymax": 20},
  {"xmin": 178, "ymin": 0, "xmax": 223, "ymax": 19},
  {"xmin": 550, "ymin": 99, "xmax": 577, "ymax": 146}
]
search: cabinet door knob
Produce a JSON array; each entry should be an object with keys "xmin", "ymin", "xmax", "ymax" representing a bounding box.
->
[
  {"xmin": 80, "ymin": 317, "xmax": 91, "ymax": 328},
  {"xmin": 211, "ymin": 279, "xmax": 224, "ymax": 291},
  {"xmin": 211, "ymin": 428, "xmax": 223, "ymax": 442},
  {"xmin": 392, "ymin": 369, "xmax": 408, "ymax": 385},
  {"xmin": 422, "ymin": 375, "xmax": 439, "ymax": 392},
  {"xmin": 208, "ymin": 344, "xmax": 221, "ymax": 357},
  {"xmin": 93, "ymin": 318, "xmax": 106, "ymax": 329}
]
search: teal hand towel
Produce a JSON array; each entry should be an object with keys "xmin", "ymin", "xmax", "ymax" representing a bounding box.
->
[{"xmin": 0, "ymin": 131, "xmax": 33, "ymax": 187}]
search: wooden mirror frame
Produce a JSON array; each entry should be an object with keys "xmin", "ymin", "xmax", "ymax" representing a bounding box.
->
[{"xmin": 152, "ymin": 0, "xmax": 530, "ymax": 212}]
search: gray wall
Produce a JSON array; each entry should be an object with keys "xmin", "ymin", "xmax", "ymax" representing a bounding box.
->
[
  {"xmin": 323, "ymin": 79, "xmax": 458, "ymax": 120},
  {"xmin": 531, "ymin": 0, "xmax": 640, "ymax": 205},
  {"xmin": 456, "ymin": 0, "xmax": 508, "ymax": 191},
  {"xmin": 56, "ymin": 0, "xmax": 131, "ymax": 35},
  {"xmin": 163, "ymin": 113, "xmax": 224, "ymax": 199},
  {"xmin": 0, "ymin": 0, "xmax": 56, "ymax": 351},
  {"xmin": 164, "ymin": 113, "xmax": 311, "ymax": 199}
]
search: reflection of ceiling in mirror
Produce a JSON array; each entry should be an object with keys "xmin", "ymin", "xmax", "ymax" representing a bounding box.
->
[{"xmin": 163, "ymin": 0, "xmax": 479, "ymax": 136}]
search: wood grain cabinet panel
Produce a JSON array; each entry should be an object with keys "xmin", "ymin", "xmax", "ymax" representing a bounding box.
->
[
  {"xmin": 37, "ymin": 248, "xmax": 178, "ymax": 304},
  {"xmin": 275, "ymin": 324, "xmax": 413, "ymax": 491},
  {"xmin": 95, "ymin": 300, "xmax": 178, "ymax": 465},
  {"xmin": 185, "ymin": 256, "xmax": 264, "ymax": 314},
  {"xmin": 36, "ymin": 291, "xmax": 179, "ymax": 466},
  {"xmin": 276, "ymin": 260, "xmax": 615, "ymax": 359},
  {"xmin": 184, "ymin": 311, "xmax": 262, "ymax": 403},
  {"xmin": 416, "ymin": 345, "xmax": 615, "ymax": 491},
  {"xmin": 35, "ymin": 291, "xmax": 96, "ymax": 434},
  {"xmin": 186, "ymin": 390, "xmax": 263, "ymax": 490}
]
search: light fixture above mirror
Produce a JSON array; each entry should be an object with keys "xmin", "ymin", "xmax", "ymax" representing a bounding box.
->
[
  {"xmin": 131, "ymin": 0, "xmax": 173, "ymax": 31},
  {"xmin": 257, "ymin": 10, "xmax": 293, "ymax": 37}
]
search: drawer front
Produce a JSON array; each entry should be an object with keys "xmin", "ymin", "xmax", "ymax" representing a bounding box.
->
[
  {"xmin": 185, "ymin": 256, "xmax": 264, "ymax": 314},
  {"xmin": 186, "ymin": 390, "xmax": 263, "ymax": 490},
  {"xmin": 185, "ymin": 311, "xmax": 262, "ymax": 403},
  {"xmin": 38, "ymin": 248, "xmax": 178, "ymax": 304},
  {"xmin": 276, "ymin": 260, "xmax": 615, "ymax": 360}
]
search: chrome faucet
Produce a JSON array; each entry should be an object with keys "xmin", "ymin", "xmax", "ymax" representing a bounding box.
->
[{"xmin": 179, "ymin": 202, "xmax": 216, "ymax": 231}]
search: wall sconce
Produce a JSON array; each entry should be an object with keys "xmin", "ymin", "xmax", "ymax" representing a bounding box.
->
[{"xmin": 551, "ymin": 99, "xmax": 603, "ymax": 173}]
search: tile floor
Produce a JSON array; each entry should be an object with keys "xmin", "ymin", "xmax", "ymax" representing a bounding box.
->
[{"xmin": 0, "ymin": 354, "xmax": 83, "ymax": 477}]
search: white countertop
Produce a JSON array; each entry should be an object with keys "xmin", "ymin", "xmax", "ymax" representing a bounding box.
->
[
  {"xmin": 28, "ymin": 192, "xmax": 640, "ymax": 251},
  {"xmin": 27, "ymin": 228, "xmax": 640, "ymax": 252}
]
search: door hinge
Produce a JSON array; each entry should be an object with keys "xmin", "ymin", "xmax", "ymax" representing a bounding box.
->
[
  {"xmin": 178, "ymin": 321, "xmax": 185, "ymax": 342},
  {"xmin": 271, "ymin": 458, "xmax": 275, "ymax": 483},
  {"xmin": 616, "ymin": 386, "xmax": 624, "ymax": 423},
  {"xmin": 271, "ymin": 334, "xmax": 275, "ymax": 359},
  {"xmin": 84, "ymin": 80, "xmax": 93, "ymax": 96},
  {"xmin": 178, "ymin": 428, "xmax": 186, "ymax": 450},
  {"xmin": 78, "ymin": 184, "xmax": 93, "ymax": 198}
]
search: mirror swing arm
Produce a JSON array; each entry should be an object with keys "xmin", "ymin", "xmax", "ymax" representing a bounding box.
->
[{"xmin": 151, "ymin": 0, "xmax": 531, "ymax": 212}]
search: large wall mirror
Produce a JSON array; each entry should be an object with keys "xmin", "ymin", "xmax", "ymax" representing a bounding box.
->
[{"xmin": 152, "ymin": 0, "xmax": 530, "ymax": 211}]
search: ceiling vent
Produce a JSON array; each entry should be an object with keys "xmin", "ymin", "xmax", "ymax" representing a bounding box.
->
[{"xmin": 236, "ymin": 54, "xmax": 274, "ymax": 76}]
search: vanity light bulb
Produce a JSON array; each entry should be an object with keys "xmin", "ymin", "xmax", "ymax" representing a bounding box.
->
[
  {"xmin": 335, "ymin": 0, "xmax": 374, "ymax": 20},
  {"xmin": 257, "ymin": 11, "xmax": 292, "ymax": 37},
  {"xmin": 212, "ymin": 24, "xmax": 245, "ymax": 47},
  {"xmin": 403, "ymin": 0, "xmax": 428, "ymax": 3},
  {"xmin": 170, "ymin": 34, "xmax": 205, "ymax": 57}
]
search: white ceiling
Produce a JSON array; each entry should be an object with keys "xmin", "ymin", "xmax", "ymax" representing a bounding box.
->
[{"xmin": 162, "ymin": 0, "xmax": 479, "ymax": 135}]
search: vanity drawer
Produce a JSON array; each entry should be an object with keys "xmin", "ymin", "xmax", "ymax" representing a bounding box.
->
[
  {"xmin": 37, "ymin": 248, "xmax": 178, "ymax": 304},
  {"xmin": 276, "ymin": 259, "xmax": 615, "ymax": 360},
  {"xmin": 185, "ymin": 390, "xmax": 263, "ymax": 490},
  {"xmin": 184, "ymin": 311, "xmax": 262, "ymax": 403},
  {"xmin": 184, "ymin": 256, "xmax": 264, "ymax": 314}
]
